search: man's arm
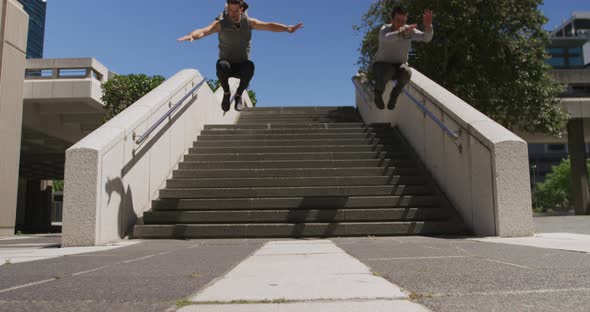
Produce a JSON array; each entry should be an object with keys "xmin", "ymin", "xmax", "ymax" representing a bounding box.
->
[
  {"xmin": 410, "ymin": 28, "xmax": 433, "ymax": 42},
  {"xmin": 249, "ymin": 18, "xmax": 303, "ymax": 33},
  {"xmin": 412, "ymin": 10, "xmax": 433, "ymax": 42},
  {"xmin": 177, "ymin": 21, "xmax": 221, "ymax": 42}
]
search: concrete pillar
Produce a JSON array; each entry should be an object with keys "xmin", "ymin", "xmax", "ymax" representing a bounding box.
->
[
  {"xmin": 567, "ymin": 119, "xmax": 590, "ymax": 215},
  {"xmin": 0, "ymin": 0, "xmax": 28, "ymax": 237}
]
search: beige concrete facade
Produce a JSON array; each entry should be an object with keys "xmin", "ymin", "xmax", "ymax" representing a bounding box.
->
[
  {"xmin": 20, "ymin": 58, "xmax": 110, "ymax": 181},
  {"xmin": 354, "ymin": 69, "xmax": 534, "ymax": 237},
  {"xmin": 62, "ymin": 70, "xmax": 252, "ymax": 246},
  {"xmin": 0, "ymin": 0, "xmax": 28, "ymax": 236}
]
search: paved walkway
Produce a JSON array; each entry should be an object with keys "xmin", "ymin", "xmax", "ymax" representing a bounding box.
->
[
  {"xmin": 181, "ymin": 240, "xmax": 429, "ymax": 311},
  {"xmin": 0, "ymin": 216, "xmax": 588, "ymax": 312}
]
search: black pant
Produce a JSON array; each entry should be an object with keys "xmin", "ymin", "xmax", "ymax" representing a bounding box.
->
[
  {"xmin": 216, "ymin": 59, "xmax": 255, "ymax": 97},
  {"xmin": 372, "ymin": 62, "xmax": 412, "ymax": 99}
]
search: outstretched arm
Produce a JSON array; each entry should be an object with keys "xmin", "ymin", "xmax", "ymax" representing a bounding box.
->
[
  {"xmin": 250, "ymin": 18, "xmax": 304, "ymax": 33},
  {"xmin": 177, "ymin": 21, "xmax": 221, "ymax": 42},
  {"xmin": 412, "ymin": 10, "xmax": 433, "ymax": 42}
]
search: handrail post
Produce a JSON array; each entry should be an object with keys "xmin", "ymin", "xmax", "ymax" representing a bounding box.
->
[{"xmin": 134, "ymin": 78, "xmax": 207, "ymax": 145}]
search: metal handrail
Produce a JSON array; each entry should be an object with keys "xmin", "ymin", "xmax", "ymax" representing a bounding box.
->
[
  {"xmin": 133, "ymin": 78, "xmax": 207, "ymax": 145},
  {"xmin": 352, "ymin": 76, "xmax": 461, "ymax": 143},
  {"xmin": 402, "ymin": 88, "xmax": 460, "ymax": 140}
]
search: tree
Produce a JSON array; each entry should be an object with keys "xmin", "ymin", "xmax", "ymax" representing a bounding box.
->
[
  {"xmin": 534, "ymin": 158, "xmax": 590, "ymax": 212},
  {"xmin": 52, "ymin": 180, "xmax": 64, "ymax": 192},
  {"xmin": 355, "ymin": 0, "xmax": 567, "ymax": 136},
  {"xmin": 101, "ymin": 74, "xmax": 166, "ymax": 122},
  {"xmin": 207, "ymin": 79, "xmax": 257, "ymax": 107}
]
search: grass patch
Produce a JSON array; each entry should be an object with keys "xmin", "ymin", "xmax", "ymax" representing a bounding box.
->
[
  {"xmin": 176, "ymin": 299, "xmax": 193, "ymax": 308},
  {"xmin": 188, "ymin": 272, "xmax": 201, "ymax": 278},
  {"xmin": 4, "ymin": 259, "xmax": 12, "ymax": 265},
  {"xmin": 409, "ymin": 292, "xmax": 433, "ymax": 300},
  {"xmin": 197, "ymin": 299, "xmax": 289, "ymax": 305},
  {"xmin": 52, "ymin": 274, "xmax": 64, "ymax": 280}
]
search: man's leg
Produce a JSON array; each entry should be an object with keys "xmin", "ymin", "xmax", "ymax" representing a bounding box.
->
[
  {"xmin": 216, "ymin": 59, "xmax": 232, "ymax": 112},
  {"xmin": 388, "ymin": 64, "xmax": 412, "ymax": 110},
  {"xmin": 232, "ymin": 61, "xmax": 255, "ymax": 111},
  {"xmin": 372, "ymin": 62, "xmax": 395, "ymax": 110}
]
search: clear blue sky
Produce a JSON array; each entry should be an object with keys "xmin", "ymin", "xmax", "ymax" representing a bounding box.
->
[{"xmin": 43, "ymin": 0, "xmax": 590, "ymax": 107}]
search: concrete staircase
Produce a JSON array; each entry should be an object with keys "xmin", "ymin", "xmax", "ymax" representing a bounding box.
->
[{"xmin": 133, "ymin": 106, "xmax": 466, "ymax": 239}]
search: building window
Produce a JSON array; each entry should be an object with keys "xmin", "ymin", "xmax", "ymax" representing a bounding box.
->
[
  {"xmin": 548, "ymin": 47, "xmax": 565, "ymax": 55},
  {"xmin": 548, "ymin": 57, "xmax": 566, "ymax": 67},
  {"xmin": 546, "ymin": 144, "xmax": 567, "ymax": 153},
  {"xmin": 570, "ymin": 85, "xmax": 590, "ymax": 96},
  {"xmin": 569, "ymin": 47, "xmax": 583, "ymax": 55},
  {"xmin": 570, "ymin": 57, "xmax": 584, "ymax": 66}
]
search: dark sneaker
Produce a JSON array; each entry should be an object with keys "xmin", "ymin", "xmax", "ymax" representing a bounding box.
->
[
  {"xmin": 374, "ymin": 90, "xmax": 385, "ymax": 110},
  {"xmin": 221, "ymin": 93, "xmax": 231, "ymax": 112},
  {"xmin": 387, "ymin": 94, "xmax": 399, "ymax": 110},
  {"xmin": 234, "ymin": 95, "xmax": 243, "ymax": 111}
]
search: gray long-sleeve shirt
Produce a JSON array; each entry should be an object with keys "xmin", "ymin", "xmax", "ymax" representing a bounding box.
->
[{"xmin": 374, "ymin": 24, "xmax": 433, "ymax": 64}]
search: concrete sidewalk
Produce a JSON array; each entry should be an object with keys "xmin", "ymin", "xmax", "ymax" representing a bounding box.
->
[{"xmin": 0, "ymin": 216, "xmax": 588, "ymax": 312}]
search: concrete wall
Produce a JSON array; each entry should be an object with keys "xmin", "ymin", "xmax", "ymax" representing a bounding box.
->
[
  {"xmin": 0, "ymin": 0, "xmax": 28, "ymax": 236},
  {"xmin": 22, "ymin": 58, "xmax": 110, "ymax": 143},
  {"xmin": 354, "ymin": 69, "xmax": 534, "ymax": 237},
  {"xmin": 551, "ymin": 68, "xmax": 590, "ymax": 84},
  {"xmin": 62, "ymin": 70, "xmax": 251, "ymax": 246}
]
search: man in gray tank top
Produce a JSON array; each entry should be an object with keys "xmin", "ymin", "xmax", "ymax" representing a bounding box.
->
[
  {"xmin": 372, "ymin": 5, "xmax": 433, "ymax": 110},
  {"xmin": 178, "ymin": 0, "xmax": 303, "ymax": 112}
]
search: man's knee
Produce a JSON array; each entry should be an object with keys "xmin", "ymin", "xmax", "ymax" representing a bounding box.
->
[
  {"xmin": 242, "ymin": 61, "xmax": 255, "ymax": 77},
  {"xmin": 216, "ymin": 60, "xmax": 231, "ymax": 76},
  {"xmin": 398, "ymin": 66, "xmax": 412, "ymax": 83}
]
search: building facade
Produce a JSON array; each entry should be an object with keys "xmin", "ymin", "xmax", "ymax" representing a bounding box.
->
[
  {"xmin": 0, "ymin": 0, "xmax": 29, "ymax": 236},
  {"xmin": 17, "ymin": 0, "xmax": 45, "ymax": 59},
  {"xmin": 528, "ymin": 12, "xmax": 590, "ymax": 187}
]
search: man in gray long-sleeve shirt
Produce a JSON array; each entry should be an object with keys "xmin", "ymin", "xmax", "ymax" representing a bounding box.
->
[
  {"xmin": 178, "ymin": 0, "xmax": 303, "ymax": 112},
  {"xmin": 373, "ymin": 6, "xmax": 433, "ymax": 110}
]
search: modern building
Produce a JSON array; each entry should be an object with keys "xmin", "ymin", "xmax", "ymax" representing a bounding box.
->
[
  {"xmin": 17, "ymin": 0, "xmax": 46, "ymax": 59},
  {"xmin": 0, "ymin": 0, "xmax": 29, "ymax": 236},
  {"xmin": 527, "ymin": 12, "xmax": 590, "ymax": 187}
]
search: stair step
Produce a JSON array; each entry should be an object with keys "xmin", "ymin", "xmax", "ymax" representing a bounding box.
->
[
  {"xmin": 199, "ymin": 128, "xmax": 375, "ymax": 135},
  {"xmin": 184, "ymin": 151, "xmax": 408, "ymax": 161},
  {"xmin": 196, "ymin": 133, "xmax": 388, "ymax": 141},
  {"xmin": 152, "ymin": 195, "xmax": 441, "ymax": 210},
  {"xmin": 204, "ymin": 123, "xmax": 366, "ymax": 130},
  {"xmin": 189, "ymin": 145, "xmax": 390, "ymax": 154},
  {"xmin": 143, "ymin": 208, "xmax": 449, "ymax": 224},
  {"xmin": 133, "ymin": 221, "xmax": 465, "ymax": 239},
  {"xmin": 237, "ymin": 117, "xmax": 362, "ymax": 123},
  {"xmin": 159, "ymin": 185, "xmax": 433, "ymax": 199},
  {"xmin": 241, "ymin": 106, "xmax": 356, "ymax": 112},
  {"xmin": 172, "ymin": 167, "xmax": 420, "ymax": 178},
  {"xmin": 177, "ymin": 159, "xmax": 416, "ymax": 170},
  {"xmin": 193, "ymin": 139, "xmax": 402, "ymax": 148},
  {"xmin": 166, "ymin": 176, "xmax": 427, "ymax": 188}
]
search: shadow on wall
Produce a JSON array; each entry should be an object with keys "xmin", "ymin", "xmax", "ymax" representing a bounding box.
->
[
  {"xmin": 105, "ymin": 177, "xmax": 137, "ymax": 239},
  {"xmin": 99, "ymin": 83, "xmax": 201, "ymax": 239}
]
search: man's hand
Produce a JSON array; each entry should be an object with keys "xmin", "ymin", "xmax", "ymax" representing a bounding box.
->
[
  {"xmin": 401, "ymin": 24, "xmax": 417, "ymax": 38},
  {"xmin": 287, "ymin": 23, "xmax": 304, "ymax": 33},
  {"xmin": 423, "ymin": 9, "xmax": 433, "ymax": 31},
  {"xmin": 177, "ymin": 34, "xmax": 194, "ymax": 42}
]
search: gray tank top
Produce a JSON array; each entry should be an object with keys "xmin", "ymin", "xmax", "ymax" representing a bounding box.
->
[{"xmin": 218, "ymin": 13, "xmax": 252, "ymax": 63}]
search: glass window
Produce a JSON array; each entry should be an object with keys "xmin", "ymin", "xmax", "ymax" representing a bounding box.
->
[
  {"xmin": 546, "ymin": 144, "xmax": 566, "ymax": 152},
  {"xmin": 547, "ymin": 57, "xmax": 565, "ymax": 67},
  {"xmin": 569, "ymin": 47, "xmax": 583, "ymax": 55},
  {"xmin": 569, "ymin": 57, "xmax": 583, "ymax": 66},
  {"xmin": 547, "ymin": 47, "xmax": 565, "ymax": 55}
]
